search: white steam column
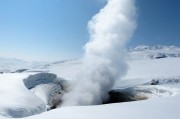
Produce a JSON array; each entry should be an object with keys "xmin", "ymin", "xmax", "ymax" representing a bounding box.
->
[{"xmin": 62, "ymin": 0, "xmax": 137, "ymax": 106}]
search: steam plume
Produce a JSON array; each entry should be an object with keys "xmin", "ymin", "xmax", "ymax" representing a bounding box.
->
[{"xmin": 62, "ymin": 0, "xmax": 136, "ymax": 106}]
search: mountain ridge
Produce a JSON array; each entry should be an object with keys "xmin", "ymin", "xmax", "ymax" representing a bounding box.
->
[{"xmin": 1, "ymin": 45, "xmax": 180, "ymax": 72}]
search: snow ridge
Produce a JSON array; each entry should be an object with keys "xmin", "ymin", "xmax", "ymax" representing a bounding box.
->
[{"xmin": 129, "ymin": 45, "xmax": 180, "ymax": 59}]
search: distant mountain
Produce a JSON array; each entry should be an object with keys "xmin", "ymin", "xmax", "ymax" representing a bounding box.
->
[
  {"xmin": 128, "ymin": 45, "xmax": 180, "ymax": 59},
  {"xmin": 0, "ymin": 57, "xmax": 30, "ymax": 72},
  {"xmin": 0, "ymin": 57, "xmax": 49, "ymax": 73},
  {"xmin": 0, "ymin": 45, "xmax": 180, "ymax": 72}
]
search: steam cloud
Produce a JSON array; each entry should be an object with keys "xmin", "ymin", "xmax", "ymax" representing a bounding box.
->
[{"xmin": 62, "ymin": 0, "xmax": 137, "ymax": 106}]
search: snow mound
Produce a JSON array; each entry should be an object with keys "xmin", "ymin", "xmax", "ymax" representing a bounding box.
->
[
  {"xmin": 0, "ymin": 74, "xmax": 46, "ymax": 118},
  {"xmin": 0, "ymin": 73, "xmax": 67, "ymax": 118},
  {"xmin": 23, "ymin": 73, "xmax": 66, "ymax": 110}
]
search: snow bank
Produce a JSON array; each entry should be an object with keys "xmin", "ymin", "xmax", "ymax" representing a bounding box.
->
[{"xmin": 0, "ymin": 74, "xmax": 46, "ymax": 118}]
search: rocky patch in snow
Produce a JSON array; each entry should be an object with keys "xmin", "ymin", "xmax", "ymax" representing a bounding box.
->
[{"xmin": 105, "ymin": 81, "xmax": 179, "ymax": 104}]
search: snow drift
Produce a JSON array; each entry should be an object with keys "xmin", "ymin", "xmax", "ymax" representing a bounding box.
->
[{"xmin": 62, "ymin": 0, "xmax": 137, "ymax": 106}]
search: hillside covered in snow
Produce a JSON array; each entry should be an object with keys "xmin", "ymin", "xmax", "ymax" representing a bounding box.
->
[
  {"xmin": 0, "ymin": 45, "xmax": 180, "ymax": 119},
  {"xmin": 1, "ymin": 45, "xmax": 180, "ymax": 73},
  {"xmin": 129, "ymin": 45, "xmax": 180, "ymax": 59}
]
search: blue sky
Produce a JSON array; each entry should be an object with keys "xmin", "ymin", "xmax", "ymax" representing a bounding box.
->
[
  {"xmin": 130, "ymin": 0, "xmax": 180, "ymax": 47},
  {"xmin": 0, "ymin": 0, "xmax": 180, "ymax": 61}
]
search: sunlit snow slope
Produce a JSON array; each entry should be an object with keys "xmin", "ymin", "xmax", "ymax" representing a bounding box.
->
[{"xmin": 0, "ymin": 45, "xmax": 180, "ymax": 119}]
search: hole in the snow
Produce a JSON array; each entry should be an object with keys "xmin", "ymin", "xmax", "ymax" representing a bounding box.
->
[
  {"xmin": 104, "ymin": 80, "xmax": 177, "ymax": 104},
  {"xmin": 23, "ymin": 73, "xmax": 68, "ymax": 110},
  {"xmin": 23, "ymin": 73, "xmax": 151, "ymax": 113},
  {"xmin": 104, "ymin": 89, "xmax": 148, "ymax": 104}
]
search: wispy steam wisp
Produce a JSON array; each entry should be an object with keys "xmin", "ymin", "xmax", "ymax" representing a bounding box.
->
[{"xmin": 62, "ymin": 0, "xmax": 137, "ymax": 106}]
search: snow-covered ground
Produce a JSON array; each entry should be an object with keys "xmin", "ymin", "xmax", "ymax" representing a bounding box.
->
[
  {"xmin": 18, "ymin": 95, "xmax": 180, "ymax": 119},
  {"xmin": 0, "ymin": 73, "xmax": 46, "ymax": 118},
  {"xmin": 0, "ymin": 45, "xmax": 180, "ymax": 119}
]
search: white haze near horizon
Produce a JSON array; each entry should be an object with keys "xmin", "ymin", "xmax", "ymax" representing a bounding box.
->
[{"xmin": 62, "ymin": 0, "xmax": 137, "ymax": 106}]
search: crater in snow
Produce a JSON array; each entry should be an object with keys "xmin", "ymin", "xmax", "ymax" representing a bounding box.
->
[{"xmin": 23, "ymin": 73, "xmax": 67, "ymax": 110}]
